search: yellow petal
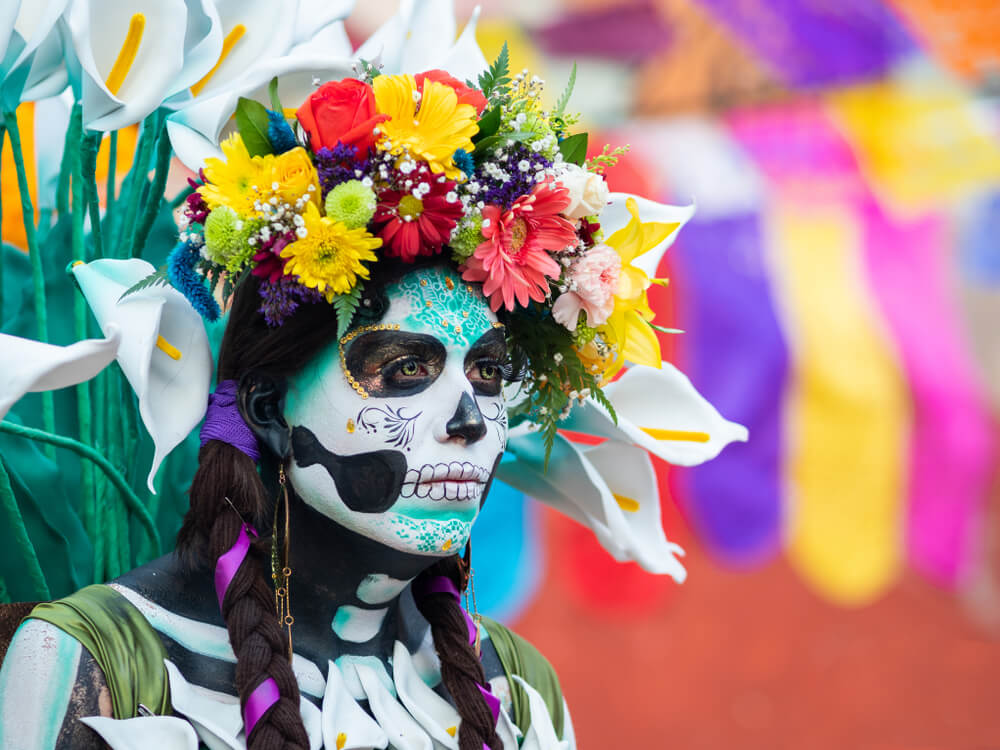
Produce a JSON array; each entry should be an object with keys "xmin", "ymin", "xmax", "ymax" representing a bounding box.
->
[
  {"xmin": 605, "ymin": 198, "xmax": 680, "ymax": 264},
  {"xmin": 620, "ymin": 310, "xmax": 662, "ymax": 368}
]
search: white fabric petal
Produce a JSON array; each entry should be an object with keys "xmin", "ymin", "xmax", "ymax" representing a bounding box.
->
[
  {"xmin": 71, "ymin": 259, "xmax": 212, "ymax": 492},
  {"xmin": 289, "ymin": 22, "xmax": 352, "ymax": 59},
  {"xmin": 392, "ymin": 641, "xmax": 460, "ymax": 749},
  {"xmin": 17, "ymin": 28, "xmax": 68, "ymax": 103},
  {"xmin": 2, "ymin": 0, "xmax": 70, "ymax": 74},
  {"xmin": 397, "ymin": 0, "xmax": 456, "ymax": 75},
  {"xmin": 496, "ymin": 706, "xmax": 522, "ymax": 750},
  {"xmin": 66, "ymin": 0, "xmax": 189, "ymax": 130},
  {"xmin": 0, "ymin": 330, "xmax": 119, "ymax": 420},
  {"xmin": 0, "ymin": 2, "xmax": 21, "ymax": 65},
  {"xmin": 165, "ymin": 0, "xmax": 223, "ymax": 98},
  {"xmin": 436, "ymin": 6, "xmax": 489, "ymax": 83},
  {"xmin": 165, "ymin": 660, "xmax": 243, "ymax": 750},
  {"xmin": 301, "ymin": 697, "xmax": 324, "ymax": 750},
  {"xmin": 353, "ymin": 0, "xmax": 413, "ymax": 75},
  {"xmin": 510, "ymin": 677, "xmax": 567, "ymax": 750},
  {"xmin": 79, "ymin": 716, "xmax": 200, "ymax": 750},
  {"xmin": 560, "ymin": 700, "xmax": 576, "ymax": 750},
  {"xmin": 599, "ymin": 193, "xmax": 695, "ymax": 278},
  {"xmin": 293, "ymin": 0, "xmax": 356, "ymax": 45},
  {"xmin": 33, "ymin": 91, "xmax": 72, "ymax": 208},
  {"xmin": 322, "ymin": 660, "xmax": 389, "ymax": 750},
  {"xmin": 357, "ymin": 662, "xmax": 432, "ymax": 750},
  {"xmin": 500, "ymin": 429, "xmax": 686, "ymax": 580}
]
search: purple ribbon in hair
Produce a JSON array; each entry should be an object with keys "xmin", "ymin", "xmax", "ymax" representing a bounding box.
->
[
  {"xmin": 244, "ymin": 677, "xmax": 281, "ymax": 736},
  {"xmin": 412, "ymin": 575, "xmax": 501, "ymax": 741},
  {"xmin": 200, "ymin": 379, "xmax": 260, "ymax": 462}
]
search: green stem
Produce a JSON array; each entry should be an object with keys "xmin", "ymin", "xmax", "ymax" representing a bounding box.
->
[
  {"xmin": 5, "ymin": 111, "xmax": 56, "ymax": 452},
  {"xmin": 0, "ymin": 420, "xmax": 161, "ymax": 557},
  {"xmin": 116, "ymin": 112, "xmax": 159, "ymax": 258},
  {"xmin": 55, "ymin": 104, "xmax": 81, "ymax": 219},
  {"xmin": 0, "ymin": 455, "xmax": 52, "ymax": 600},
  {"xmin": 132, "ymin": 122, "xmax": 172, "ymax": 259},
  {"xmin": 0, "ymin": 123, "xmax": 5, "ymax": 321},
  {"xmin": 80, "ymin": 131, "xmax": 104, "ymax": 260},
  {"xmin": 105, "ymin": 130, "xmax": 118, "ymax": 242}
]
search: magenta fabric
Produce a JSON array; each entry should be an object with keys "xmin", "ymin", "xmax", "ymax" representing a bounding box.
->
[
  {"xmin": 668, "ymin": 213, "xmax": 787, "ymax": 564},
  {"xmin": 244, "ymin": 677, "xmax": 281, "ymax": 736},
  {"xmin": 533, "ymin": 0, "xmax": 672, "ymax": 61},
  {"xmin": 200, "ymin": 379, "xmax": 261, "ymax": 462},
  {"xmin": 214, "ymin": 524, "xmax": 256, "ymax": 609},
  {"xmin": 693, "ymin": 0, "xmax": 912, "ymax": 88},
  {"xmin": 860, "ymin": 199, "xmax": 995, "ymax": 583}
]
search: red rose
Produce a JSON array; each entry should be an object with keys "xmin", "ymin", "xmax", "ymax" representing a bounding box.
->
[
  {"xmin": 414, "ymin": 69, "xmax": 488, "ymax": 115},
  {"xmin": 296, "ymin": 78, "xmax": 389, "ymax": 154}
]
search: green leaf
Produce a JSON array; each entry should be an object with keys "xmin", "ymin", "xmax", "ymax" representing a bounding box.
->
[
  {"xmin": 117, "ymin": 266, "xmax": 169, "ymax": 301},
  {"xmin": 553, "ymin": 62, "xmax": 577, "ymax": 117},
  {"xmin": 477, "ymin": 42, "xmax": 510, "ymax": 101},
  {"xmin": 333, "ymin": 282, "xmax": 364, "ymax": 340},
  {"xmin": 558, "ymin": 132, "xmax": 588, "ymax": 166},
  {"xmin": 235, "ymin": 97, "xmax": 273, "ymax": 157},
  {"xmin": 268, "ymin": 77, "xmax": 282, "ymax": 114},
  {"xmin": 472, "ymin": 130, "xmax": 535, "ymax": 158},
  {"xmin": 472, "ymin": 107, "xmax": 501, "ymax": 143},
  {"xmin": 648, "ymin": 322, "xmax": 685, "ymax": 334},
  {"xmin": 591, "ymin": 385, "xmax": 618, "ymax": 425}
]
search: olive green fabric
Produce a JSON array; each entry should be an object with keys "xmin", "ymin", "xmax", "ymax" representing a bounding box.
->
[
  {"xmin": 27, "ymin": 584, "xmax": 170, "ymax": 719},
  {"xmin": 480, "ymin": 615, "xmax": 565, "ymax": 739}
]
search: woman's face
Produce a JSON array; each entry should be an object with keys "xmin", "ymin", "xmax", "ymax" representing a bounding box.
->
[{"xmin": 283, "ymin": 266, "xmax": 508, "ymax": 556}]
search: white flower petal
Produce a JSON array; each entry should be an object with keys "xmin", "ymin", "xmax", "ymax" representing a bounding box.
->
[
  {"xmin": 0, "ymin": 2, "xmax": 21, "ymax": 65},
  {"xmin": 392, "ymin": 641, "xmax": 460, "ymax": 748},
  {"xmin": 510, "ymin": 676, "xmax": 568, "ymax": 750},
  {"xmin": 356, "ymin": 662, "xmax": 432, "ymax": 750},
  {"xmin": 397, "ymin": 0, "xmax": 456, "ymax": 75},
  {"xmin": 301, "ymin": 696, "xmax": 323, "ymax": 750},
  {"xmin": 561, "ymin": 362, "xmax": 748, "ymax": 466},
  {"xmin": 79, "ymin": 716, "xmax": 200, "ymax": 750},
  {"xmin": 288, "ymin": 21, "xmax": 352, "ymax": 59},
  {"xmin": 71, "ymin": 259, "xmax": 212, "ymax": 492},
  {"xmin": 599, "ymin": 192, "xmax": 695, "ymax": 278},
  {"xmin": 322, "ymin": 660, "xmax": 389, "ymax": 750},
  {"xmin": 165, "ymin": 660, "xmax": 243, "ymax": 750},
  {"xmin": 33, "ymin": 91, "xmax": 73, "ymax": 208},
  {"xmin": 0, "ymin": 330, "xmax": 119, "ymax": 420},
  {"xmin": 17, "ymin": 27, "xmax": 68, "ymax": 103},
  {"xmin": 66, "ymin": 0, "xmax": 189, "ymax": 130},
  {"xmin": 293, "ymin": 0, "xmax": 356, "ymax": 45},
  {"xmin": 165, "ymin": 0, "xmax": 224, "ymax": 99},
  {"xmin": 436, "ymin": 6, "xmax": 488, "ymax": 83}
]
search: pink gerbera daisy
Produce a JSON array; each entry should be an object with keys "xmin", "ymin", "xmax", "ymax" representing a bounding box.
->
[
  {"xmin": 462, "ymin": 181, "xmax": 577, "ymax": 311},
  {"xmin": 373, "ymin": 166, "xmax": 465, "ymax": 262}
]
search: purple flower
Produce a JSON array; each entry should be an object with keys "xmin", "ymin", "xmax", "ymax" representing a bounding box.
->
[
  {"xmin": 315, "ymin": 142, "xmax": 372, "ymax": 199},
  {"xmin": 477, "ymin": 142, "xmax": 553, "ymax": 209},
  {"xmin": 258, "ymin": 276, "xmax": 322, "ymax": 326}
]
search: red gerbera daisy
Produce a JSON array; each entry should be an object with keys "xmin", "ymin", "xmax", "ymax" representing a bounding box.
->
[
  {"xmin": 461, "ymin": 180, "xmax": 576, "ymax": 312},
  {"xmin": 373, "ymin": 166, "xmax": 465, "ymax": 262}
]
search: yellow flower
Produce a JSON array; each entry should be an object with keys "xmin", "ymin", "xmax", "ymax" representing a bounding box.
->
[
  {"xmin": 268, "ymin": 147, "xmax": 321, "ymax": 210},
  {"xmin": 280, "ymin": 203, "xmax": 381, "ymax": 302},
  {"xmin": 198, "ymin": 133, "xmax": 268, "ymax": 214},
  {"xmin": 597, "ymin": 198, "xmax": 682, "ymax": 378},
  {"xmin": 373, "ymin": 74, "xmax": 478, "ymax": 180}
]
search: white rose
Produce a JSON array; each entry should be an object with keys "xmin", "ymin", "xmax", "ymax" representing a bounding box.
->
[{"xmin": 556, "ymin": 164, "xmax": 610, "ymax": 220}]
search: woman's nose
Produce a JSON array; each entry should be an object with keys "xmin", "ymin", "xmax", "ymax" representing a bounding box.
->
[{"xmin": 444, "ymin": 392, "xmax": 487, "ymax": 443}]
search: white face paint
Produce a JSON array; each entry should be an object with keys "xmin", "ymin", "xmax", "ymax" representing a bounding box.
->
[{"xmin": 284, "ymin": 266, "xmax": 508, "ymax": 556}]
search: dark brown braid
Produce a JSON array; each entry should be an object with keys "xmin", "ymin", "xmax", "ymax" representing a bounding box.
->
[
  {"xmin": 178, "ymin": 266, "xmax": 506, "ymax": 749},
  {"xmin": 414, "ymin": 556, "xmax": 503, "ymax": 750}
]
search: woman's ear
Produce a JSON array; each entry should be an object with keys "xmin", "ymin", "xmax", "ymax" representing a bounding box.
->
[{"xmin": 238, "ymin": 372, "xmax": 291, "ymax": 459}]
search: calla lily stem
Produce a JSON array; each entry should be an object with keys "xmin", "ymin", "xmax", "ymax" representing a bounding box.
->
[
  {"xmin": 0, "ymin": 455, "xmax": 52, "ymax": 600},
  {"xmin": 0, "ymin": 420, "xmax": 162, "ymax": 558}
]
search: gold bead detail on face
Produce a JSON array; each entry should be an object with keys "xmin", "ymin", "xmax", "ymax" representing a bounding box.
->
[
  {"xmin": 346, "ymin": 418, "xmax": 356, "ymax": 433},
  {"xmin": 338, "ymin": 323, "xmax": 402, "ymax": 399},
  {"xmin": 445, "ymin": 276, "xmax": 455, "ymax": 290},
  {"xmin": 425, "ymin": 300, "xmax": 433, "ymax": 308}
]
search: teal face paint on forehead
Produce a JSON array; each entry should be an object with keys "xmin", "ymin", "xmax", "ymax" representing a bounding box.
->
[{"xmin": 387, "ymin": 266, "xmax": 495, "ymax": 348}]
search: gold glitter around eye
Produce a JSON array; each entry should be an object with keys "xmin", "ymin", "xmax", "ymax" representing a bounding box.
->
[
  {"xmin": 338, "ymin": 323, "xmax": 404, "ymax": 398},
  {"xmin": 445, "ymin": 277, "xmax": 455, "ymax": 290},
  {"xmin": 346, "ymin": 418, "xmax": 355, "ymax": 433},
  {"xmin": 462, "ymin": 310, "xmax": 469, "ymax": 318},
  {"xmin": 420, "ymin": 279, "xmax": 428, "ymax": 287}
]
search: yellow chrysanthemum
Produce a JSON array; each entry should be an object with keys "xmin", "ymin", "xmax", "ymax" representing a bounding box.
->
[
  {"xmin": 373, "ymin": 74, "xmax": 478, "ymax": 180},
  {"xmin": 268, "ymin": 147, "xmax": 321, "ymax": 209},
  {"xmin": 199, "ymin": 133, "xmax": 268, "ymax": 214},
  {"xmin": 280, "ymin": 203, "xmax": 381, "ymax": 302},
  {"xmin": 597, "ymin": 198, "xmax": 681, "ymax": 378}
]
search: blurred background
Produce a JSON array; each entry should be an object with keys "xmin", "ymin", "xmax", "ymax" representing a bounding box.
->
[
  {"xmin": 346, "ymin": 1, "xmax": 1000, "ymax": 747},
  {"xmin": 3, "ymin": 0, "xmax": 999, "ymax": 747}
]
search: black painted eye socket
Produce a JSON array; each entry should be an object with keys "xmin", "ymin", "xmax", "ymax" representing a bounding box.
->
[
  {"xmin": 467, "ymin": 359, "xmax": 503, "ymax": 396},
  {"xmin": 384, "ymin": 356, "xmax": 433, "ymax": 387},
  {"xmin": 345, "ymin": 331, "xmax": 447, "ymax": 397}
]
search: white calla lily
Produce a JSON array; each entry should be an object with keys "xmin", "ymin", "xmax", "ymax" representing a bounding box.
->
[
  {"xmin": 511, "ymin": 676, "xmax": 571, "ymax": 750},
  {"xmin": 563, "ymin": 362, "xmax": 749, "ymax": 466},
  {"xmin": 164, "ymin": 0, "xmax": 224, "ymax": 101},
  {"xmin": 65, "ymin": 0, "xmax": 189, "ymax": 130},
  {"xmin": 0, "ymin": 0, "xmax": 70, "ymax": 108},
  {"xmin": 322, "ymin": 660, "xmax": 389, "ymax": 750},
  {"xmin": 78, "ymin": 716, "xmax": 200, "ymax": 750},
  {"xmin": 71, "ymin": 259, "xmax": 212, "ymax": 492},
  {"xmin": 500, "ymin": 427, "xmax": 688, "ymax": 581},
  {"xmin": 599, "ymin": 192, "xmax": 695, "ymax": 278},
  {"xmin": 292, "ymin": 1, "xmax": 356, "ymax": 46},
  {"xmin": 165, "ymin": 661, "xmax": 243, "ymax": 750},
  {"xmin": 0, "ymin": 330, "xmax": 119, "ymax": 421},
  {"xmin": 166, "ymin": 54, "xmax": 354, "ymax": 170},
  {"xmin": 16, "ymin": 26, "xmax": 69, "ymax": 104},
  {"xmin": 33, "ymin": 91, "xmax": 73, "ymax": 210},
  {"xmin": 393, "ymin": 641, "xmax": 460, "ymax": 749},
  {"xmin": 356, "ymin": 662, "xmax": 432, "ymax": 750}
]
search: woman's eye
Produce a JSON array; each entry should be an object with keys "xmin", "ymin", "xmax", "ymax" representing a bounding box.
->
[
  {"xmin": 479, "ymin": 364, "xmax": 498, "ymax": 380},
  {"xmin": 400, "ymin": 361, "xmax": 420, "ymax": 376}
]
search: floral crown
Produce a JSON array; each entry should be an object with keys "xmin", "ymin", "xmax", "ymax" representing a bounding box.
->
[{"xmin": 149, "ymin": 47, "xmax": 683, "ymax": 452}]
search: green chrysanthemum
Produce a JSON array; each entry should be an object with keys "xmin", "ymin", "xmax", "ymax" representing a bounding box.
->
[
  {"xmin": 202, "ymin": 206, "xmax": 243, "ymax": 265},
  {"xmin": 324, "ymin": 180, "xmax": 377, "ymax": 229},
  {"xmin": 449, "ymin": 214, "xmax": 484, "ymax": 262}
]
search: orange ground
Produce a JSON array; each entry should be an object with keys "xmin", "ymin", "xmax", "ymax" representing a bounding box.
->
[{"xmin": 513, "ymin": 511, "xmax": 1000, "ymax": 749}]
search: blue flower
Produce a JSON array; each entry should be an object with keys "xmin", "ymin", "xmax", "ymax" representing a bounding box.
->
[
  {"xmin": 267, "ymin": 110, "xmax": 298, "ymax": 154},
  {"xmin": 167, "ymin": 241, "xmax": 221, "ymax": 321},
  {"xmin": 452, "ymin": 148, "xmax": 475, "ymax": 178}
]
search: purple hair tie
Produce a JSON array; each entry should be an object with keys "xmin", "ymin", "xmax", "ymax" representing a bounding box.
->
[
  {"xmin": 200, "ymin": 379, "xmax": 260, "ymax": 462},
  {"xmin": 244, "ymin": 677, "xmax": 281, "ymax": 736}
]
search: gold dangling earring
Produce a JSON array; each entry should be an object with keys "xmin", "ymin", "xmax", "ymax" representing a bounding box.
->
[
  {"xmin": 271, "ymin": 462, "xmax": 294, "ymax": 662},
  {"xmin": 461, "ymin": 539, "xmax": 482, "ymax": 656}
]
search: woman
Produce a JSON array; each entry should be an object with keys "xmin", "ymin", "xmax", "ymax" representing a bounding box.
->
[{"xmin": 0, "ymin": 261, "xmax": 569, "ymax": 749}]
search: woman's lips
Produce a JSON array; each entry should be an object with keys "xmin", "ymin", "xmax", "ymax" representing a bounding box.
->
[{"xmin": 399, "ymin": 462, "xmax": 490, "ymax": 500}]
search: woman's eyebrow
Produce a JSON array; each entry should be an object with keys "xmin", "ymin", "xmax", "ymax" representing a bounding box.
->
[{"xmin": 345, "ymin": 330, "xmax": 447, "ymax": 372}]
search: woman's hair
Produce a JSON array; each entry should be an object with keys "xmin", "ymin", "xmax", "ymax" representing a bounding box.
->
[{"xmin": 177, "ymin": 266, "xmax": 502, "ymax": 750}]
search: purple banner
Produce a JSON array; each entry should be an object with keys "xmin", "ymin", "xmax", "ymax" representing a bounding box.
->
[
  {"xmin": 693, "ymin": 0, "xmax": 913, "ymax": 88},
  {"xmin": 669, "ymin": 213, "xmax": 787, "ymax": 564},
  {"xmin": 533, "ymin": 0, "xmax": 673, "ymax": 61}
]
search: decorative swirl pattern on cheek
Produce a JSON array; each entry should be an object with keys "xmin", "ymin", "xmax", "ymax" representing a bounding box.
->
[
  {"xmin": 481, "ymin": 400, "xmax": 508, "ymax": 444},
  {"xmin": 356, "ymin": 404, "xmax": 423, "ymax": 451}
]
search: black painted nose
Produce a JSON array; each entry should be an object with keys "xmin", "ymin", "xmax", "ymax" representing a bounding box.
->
[{"xmin": 446, "ymin": 392, "xmax": 487, "ymax": 443}]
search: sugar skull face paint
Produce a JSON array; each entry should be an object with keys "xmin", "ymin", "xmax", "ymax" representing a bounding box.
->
[{"xmin": 284, "ymin": 266, "xmax": 507, "ymax": 555}]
